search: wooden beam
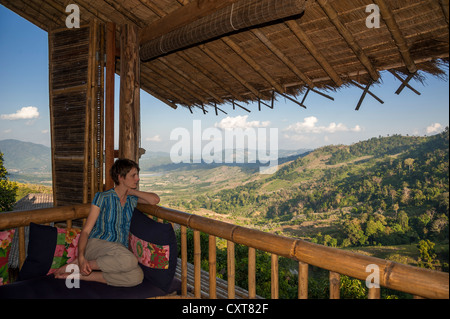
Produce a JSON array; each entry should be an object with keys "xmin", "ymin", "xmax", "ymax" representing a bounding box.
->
[
  {"xmin": 373, "ymin": 0, "xmax": 417, "ymax": 74},
  {"xmin": 119, "ymin": 24, "xmax": 141, "ymax": 162},
  {"xmin": 139, "ymin": 0, "xmax": 241, "ymax": 45},
  {"xmin": 317, "ymin": 0, "xmax": 379, "ymax": 81},
  {"xmin": 251, "ymin": 29, "xmax": 315, "ymax": 88},
  {"xmin": 105, "ymin": 22, "xmax": 116, "ymax": 190},
  {"xmin": 222, "ymin": 36, "xmax": 285, "ymax": 93},
  {"xmin": 285, "ymin": 20, "xmax": 343, "ymax": 87}
]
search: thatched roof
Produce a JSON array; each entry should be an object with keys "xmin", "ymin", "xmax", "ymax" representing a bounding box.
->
[{"xmin": 2, "ymin": 0, "xmax": 448, "ymax": 112}]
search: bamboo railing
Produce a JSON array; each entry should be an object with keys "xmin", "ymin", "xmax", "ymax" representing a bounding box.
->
[{"xmin": 0, "ymin": 203, "xmax": 448, "ymax": 299}]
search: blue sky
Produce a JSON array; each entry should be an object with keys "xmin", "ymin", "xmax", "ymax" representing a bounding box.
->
[{"xmin": 1, "ymin": 4, "xmax": 449, "ymax": 154}]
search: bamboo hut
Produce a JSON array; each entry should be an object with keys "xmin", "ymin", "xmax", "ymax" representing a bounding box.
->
[{"xmin": 0, "ymin": 0, "xmax": 448, "ymax": 299}]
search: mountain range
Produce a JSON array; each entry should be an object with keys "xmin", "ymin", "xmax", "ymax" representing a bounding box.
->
[{"xmin": 0, "ymin": 138, "xmax": 310, "ymax": 175}]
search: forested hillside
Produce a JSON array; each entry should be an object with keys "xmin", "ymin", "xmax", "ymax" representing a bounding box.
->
[{"xmin": 178, "ymin": 129, "xmax": 449, "ymax": 268}]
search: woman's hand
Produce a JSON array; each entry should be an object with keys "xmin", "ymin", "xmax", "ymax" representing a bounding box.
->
[{"xmin": 78, "ymin": 255, "xmax": 92, "ymax": 276}]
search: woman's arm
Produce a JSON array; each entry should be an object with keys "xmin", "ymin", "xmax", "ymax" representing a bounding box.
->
[
  {"xmin": 77, "ymin": 204, "xmax": 100, "ymax": 275},
  {"xmin": 128, "ymin": 189, "xmax": 160, "ymax": 205}
]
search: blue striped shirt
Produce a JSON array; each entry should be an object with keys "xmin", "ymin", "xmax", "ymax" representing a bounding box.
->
[{"xmin": 89, "ymin": 189, "xmax": 138, "ymax": 248}]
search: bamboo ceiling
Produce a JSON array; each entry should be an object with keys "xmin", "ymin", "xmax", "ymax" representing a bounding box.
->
[{"xmin": 1, "ymin": 0, "xmax": 449, "ymax": 112}]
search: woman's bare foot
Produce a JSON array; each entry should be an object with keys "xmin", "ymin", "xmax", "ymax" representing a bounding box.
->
[{"xmin": 54, "ymin": 258, "xmax": 78, "ymax": 278}]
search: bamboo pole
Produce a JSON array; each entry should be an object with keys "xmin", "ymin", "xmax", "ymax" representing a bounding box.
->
[
  {"xmin": 194, "ymin": 230, "xmax": 201, "ymax": 298},
  {"xmin": 329, "ymin": 271, "xmax": 340, "ymax": 299},
  {"xmin": 222, "ymin": 36, "xmax": 285, "ymax": 93},
  {"xmin": 209, "ymin": 235, "xmax": 217, "ymax": 299},
  {"xmin": 271, "ymin": 254, "xmax": 279, "ymax": 299},
  {"xmin": 373, "ymin": 0, "xmax": 417, "ymax": 74},
  {"xmin": 181, "ymin": 226, "xmax": 188, "ymax": 296},
  {"xmin": 298, "ymin": 261, "xmax": 309, "ymax": 299},
  {"xmin": 105, "ymin": 22, "xmax": 115, "ymax": 190},
  {"xmin": 317, "ymin": 0, "xmax": 379, "ymax": 81},
  {"xmin": 285, "ymin": 20, "xmax": 343, "ymax": 87},
  {"xmin": 251, "ymin": 29, "xmax": 315, "ymax": 88},
  {"xmin": 119, "ymin": 24, "xmax": 140, "ymax": 163},
  {"xmin": 18, "ymin": 226, "xmax": 26, "ymax": 269},
  {"xmin": 248, "ymin": 247, "xmax": 256, "ymax": 299},
  {"xmin": 199, "ymin": 44, "xmax": 262, "ymax": 100},
  {"xmin": 227, "ymin": 241, "xmax": 235, "ymax": 299},
  {"xmin": 368, "ymin": 287, "xmax": 381, "ymax": 299}
]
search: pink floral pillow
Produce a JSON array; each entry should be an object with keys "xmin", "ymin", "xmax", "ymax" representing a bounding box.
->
[
  {"xmin": 129, "ymin": 233, "xmax": 170, "ymax": 270},
  {"xmin": 47, "ymin": 228, "xmax": 80, "ymax": 275},
  {"xmin": 0, "ymin": 229, "xmax": 15, "ymax": 286}
]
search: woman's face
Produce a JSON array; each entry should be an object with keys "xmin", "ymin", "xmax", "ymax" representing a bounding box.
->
[{"xmin": 119, "ymin": 167, "xmax": 140, "ymax": 189}]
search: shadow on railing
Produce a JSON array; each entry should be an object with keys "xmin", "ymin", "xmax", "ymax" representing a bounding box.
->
[{"xmin": 1, "ymin": 203, "xmax": 448, "ymax": 299}]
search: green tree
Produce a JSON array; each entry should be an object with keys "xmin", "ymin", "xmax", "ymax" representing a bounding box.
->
[
  {"xmin": 417, "ymin": 239, "xmax": 438, "ymax": 269},
  {"xmin": 0, "ymin": 152, "xmax": 18, "ymax": 212}
]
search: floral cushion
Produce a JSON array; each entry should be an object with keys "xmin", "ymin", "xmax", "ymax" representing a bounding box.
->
[
  {"xmin": 0, "ymin": 229, "xmax": 15, "ymax": 286},
  {"xmin": 128, "ymin": 209, "xmax": 177, "ymax": 292},
  {"xmin": 18, "ymin": 223, "xmax": 81, "ymax": 281},
  {"xmin": 129, "ymin": 233, "xmax": 170, "ymax": 270},
  {"xmin": 47, "ymin": 228, "xmax": 80, "ymax": 275}
]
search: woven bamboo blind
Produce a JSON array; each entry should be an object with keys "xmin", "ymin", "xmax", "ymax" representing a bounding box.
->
[
  {"xmin": 140, "ymin": 0, "xmax": 306, "ymax": 61},
  {"xmin": 49, "ymin": 22, "xmax": 104, "ymax": 206}
]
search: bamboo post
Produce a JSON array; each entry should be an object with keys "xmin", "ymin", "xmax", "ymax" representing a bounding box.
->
[
  {"xmin": 271, "ymin": 254, "xmax": 279, "ymax": 299},
  {"xmin": 227, "ymin": 241, "xmax": 235, "ymax": 299},
  {"xmin": 105, "ymin": 22, "xmax": 115, "ymax": 190},
  {"xmin": 298, "ymin": 261, "xmax": 309, "ymax": 299},
  {"xmin": 248, "ymin": 247, "xmax": 256, "ymax": 299},
  {"xmin": 209, "ymin": 235, "xmax": 217, "ymax": 299},
  {"xmin": 368, "ymin": 287, "xmax": 381, "ymax": 299},
  {"xmin": 18, "ymin": 226, "xmax": 26, "ymax": 269},
  {"xmin": 181, "ymin": 226, "xmax": 188, "ymax": 296},
  {"xmin": 329, "ymin": 271, "xmax": 340, "ymax": 299},
  {"xmin": 119, "ymin": 24, "xmax": 140, "ymax": 163},
  {"xmin": 194, "ymin": 230, "xmax": 201, "ymax": 298}
]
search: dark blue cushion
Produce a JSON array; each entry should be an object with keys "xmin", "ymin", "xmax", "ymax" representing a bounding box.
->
[
  {"xmin": 0, "ymin": 274, "xmax": 181, "ymax": 299},
  {"xmin": 129, "ymin": 208, "xmax": 178, "ymax": 292},
  {"xmin": 18, "ymin": 223, "xmax": 57, "ymax": 281}
]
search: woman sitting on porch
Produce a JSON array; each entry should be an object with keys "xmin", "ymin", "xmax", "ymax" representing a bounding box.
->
[{"xmin": 54, "ymin": 158, "xmax": 160, "ymax": 287}]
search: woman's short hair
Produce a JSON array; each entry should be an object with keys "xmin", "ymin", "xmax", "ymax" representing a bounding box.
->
[{"xmin": 110, "ymin": 158, "xmax": 140, "ymax": 185}]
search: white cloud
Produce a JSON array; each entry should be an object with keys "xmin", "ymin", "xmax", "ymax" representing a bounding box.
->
[
  {"xmin": 1, "ymin": 106, "xmax": 40, "ymax": 120},
  {"xmin": 426, "ymin": 123, "xmax": 442, "ymax": 134},
  {"xmin": 284, "ymin": 116, "xmax": 361, "ymax": 134},
  {"xmin": 145, "ymin": 135, "xmax": 162, "ymax": 142},
  {"xmin": 215, "ymin": 115, "xmax": 270, "ymax": 130}
]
